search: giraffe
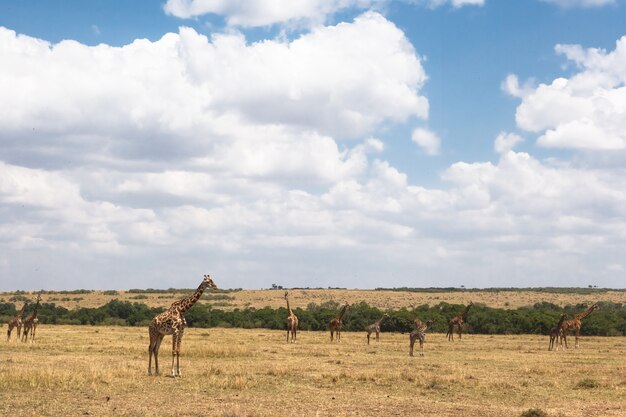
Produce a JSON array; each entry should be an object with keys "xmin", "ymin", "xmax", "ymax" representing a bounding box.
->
[
  {"xmin": 410, "ymin": 318, "xmax": 434, "ymax": 357},
  {"xmin": 548, "ymin": 313, "xmax": 568, "ymax": 351},
  {"xmin": 329, "ymin": 302, "xmax": 349, "ymax": 342},
  {"xmin": 284, "ymin": 291, "xmax": 298, "ymax": 343},
  {"xmin": 148, "ymin": 274, "xmax": 218, "ymax": 377},
  {"xmin": 366, "ymin": 313, "xmax": 389, "ymax": 345},
  {"xmin": 560, "ymin": 303, "xmax": 599, "ymax": 350},
  {"xmin": 6, "ymin": 301, "xmax": 28, "ymax": 342},
  {"xmin": 21, "ymin": 294, "xmax": 42, "ymax": 343},
  {"xmin": 446, "ymin": 301, "xmax": 473, "ymax": 341}
]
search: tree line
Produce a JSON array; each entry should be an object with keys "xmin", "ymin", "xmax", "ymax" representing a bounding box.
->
[{"xmin": 1, "ymin": 300, "xmax": 624, "ymax": 336}]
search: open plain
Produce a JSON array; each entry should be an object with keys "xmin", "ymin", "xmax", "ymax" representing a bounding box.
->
[
  {"xmin": 2, "ymin": 288, "xmax": 625, "ymax": 311},
  {"xmin": 1, "ymin": 325, "xmax": 624, "ymax": 417}
]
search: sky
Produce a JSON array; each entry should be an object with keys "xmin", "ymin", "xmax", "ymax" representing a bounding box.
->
[{"xmin": 1, "ymin": 0, "xmax": 626, "ymax": 291}]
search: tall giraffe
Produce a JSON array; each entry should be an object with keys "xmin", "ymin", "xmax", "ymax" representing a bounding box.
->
[
  {"xmin": 148, "ymin": 274, "xmax": 218, "ymax": 377},
  {"xmin": 548, "ymin": 313, "xmax": 568, "ymax": 351},
  {"xmin": 446, "ymin": 301, "xmax": 473, "ymax": 341},
  {"xmin": 21, "ymin": 294, "xmax": 42, "ymax": 343},
  {"xmin": 366, "ymin": 313, "xmax": 389, "ymax": 345},
  {"xmin": 410, "ymin": 318, "xmax": 434, "ymax": 357},
  {"xmin": 329, "ymin": 302, "xmax": 349, "ymax": 342},
  {"xmin": 284, "ymin": 291, "xmax": 298, "ymax": 343},
  {"xmin": 560, "ymin": 303, "xmax": 599, "ymax": 349},
  {"xmin": 6, "ymin": 301, "xmax": 28, "ymax": 342}
]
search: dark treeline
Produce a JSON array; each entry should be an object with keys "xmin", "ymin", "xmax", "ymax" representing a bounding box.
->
[{"xmin": 1, "ymin": 300, "xmax": 625, "ymax": 336}]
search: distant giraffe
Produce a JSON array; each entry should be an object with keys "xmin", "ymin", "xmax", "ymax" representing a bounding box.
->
[
  {"xmin": 410, "ymin": 319, "xmax": 434, "ymax": 357},
  {"xmin": 548, "ymin": 313, "xmax": 568, "ymax": 351},
  {"xmin": 366, "ymin": 313, "xmax": 389, "ymax": 345},
  {"xmin": 446, "ymin": 301, "xmax": 473, "ymax": 341},
  {"xmin": 284, "ymin": 291, "xmax": 298, "ymax": 343},
  {"xmin": 560, "ymin": 303, "xmax": 599, "ymax": 349},
  {"xmin": 330, "ymin": 302, "xmax": 349, "ymax": 342},
  {"xmin": 7, "ymin": 301, "xmax": 28, "ymax": 342},
  {"xmin": 148, "ymin": 274, "xmax": 218, "ymax": 377},
  {"xmin": 22, "ymin": 294, "xmax": 42, "ymax": 343}
]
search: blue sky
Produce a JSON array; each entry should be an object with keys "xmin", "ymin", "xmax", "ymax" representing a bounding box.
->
[{"xmin": 1, "ymin": 0, "xmax": 626, "ymax": 290}]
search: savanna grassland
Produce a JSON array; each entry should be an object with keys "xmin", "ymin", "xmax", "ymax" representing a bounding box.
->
[
  {"xmin": 1, "ymin": 326, "xmax": 625, "ymax": 417},
  {"xmin": 3, "ymin": 288, "xmax": 625, "ymax": 311}
]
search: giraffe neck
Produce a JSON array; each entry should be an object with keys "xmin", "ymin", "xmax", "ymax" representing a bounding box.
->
[
  {"xmin": 556, "ymin": 314, "xmax": 567, "ymax": 329},
  {"xmin": 27, "ymin": 299, "xmax": 41, "ymax": 321},
  {"xmin": 336, "ymin": 304, "xmax": 348, "ymax": 321},
  {"xmin": 174, "ymin": 280, "xmax": 210, "ymax": 314},
  {"xmin": 286, "ymin": 297, "xmax": 294, "ymax": 316},
  {"xmin": 16, "ymin": 303, "xmax": 28, "ymax": 318},
  {"xmin": 575, "ymin": 305, "xmax": 596, "ymax": 321},
  {"xmin": 375, "ymin": 314, "xmax": 386, "ymax": 326},
  {"xmin": 460, "ymin": 304, "xmax": 473, "ymax": 320}
]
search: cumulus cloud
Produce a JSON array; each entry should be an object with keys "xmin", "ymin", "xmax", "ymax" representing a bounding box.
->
[
  {"xmin": 510, "ymin": 36, "xmax": 626, "ymax": 150},
  {"xmin": 0, "ymin": 12, "xmax": 427, "ymax": 171},
  {"xmin": 164, "ymin": 0, "xmax": 484, "ymax": 26},
  {"xmin": 2, "ymin": 17, "xmax": 626, "ymax": 290},
  {"xmin": 494, "ymin": 132, "xmax": 524, "ymax": 154},
  {"xmin": 411, "ymin": 127, "xmax": 441, "ymax": 155}
]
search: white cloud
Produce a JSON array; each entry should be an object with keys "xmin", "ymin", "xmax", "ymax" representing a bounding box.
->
[
  {"xmin": 540, "ymin": 0, "xmax": 615, "ymax": 8},
  {"xmin": 164, "ymin": 0, "xmax": 484, "ymax": 26},
  {"xmin": 494, "ymin": 132, "xmax": 524, "ymax": 154},
  {"xmin": 411, "ymin": 127, "xmax": 441, "ymax": 155},
  {"xmin": 0, "ymin": 12, "xmax": 427, "ymax": 172},
  {"xmin": 510, "ymin": 36, "xmax": 626, "ymax": 150},
  {"xmin": 3, "ymin": 20, "xmax": 626, "ymax": 290}
]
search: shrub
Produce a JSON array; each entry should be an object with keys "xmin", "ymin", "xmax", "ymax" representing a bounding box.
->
[
  {"xmin": 520, "ymin": 409, "xmax": 549, "ymax": 417},
  {"xmin": 575, "ymin": 378, "xmax": 600, "ymax": 389}
]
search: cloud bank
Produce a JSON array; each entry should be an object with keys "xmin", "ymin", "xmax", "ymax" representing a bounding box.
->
[{"xmin": 1, "ymin": 13, "xmax": 626, "ymax": 290}]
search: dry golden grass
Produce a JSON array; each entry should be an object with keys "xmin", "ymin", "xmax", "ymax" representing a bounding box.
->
[
  {"xmin": 3, "ymin": 288, "xmax": 625, "ymax": 311},
  {"xmin": 1, "ymin": 326, "xmax": 624, "ymax": 417}
]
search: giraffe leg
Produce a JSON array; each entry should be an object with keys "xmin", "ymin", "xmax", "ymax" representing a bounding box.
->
[
  {"xmin": 330, "ymin": 329, "xmax": 334, "ymax": 342},
  {"xmin": 175, "ymin": 328, "xmax": 184, "ymax": 377},
  {"xmin": 420, "ymin": 338, "xmax": 424, "ymax": 356},
  {"xmin": 148, "ymin": 328, "xmax": 157, "ymax": 376},
  {"xmin": 154, "ymin": 334, "xmax": 164, "ymax": 376},
  {"xmin": 287, "ymin": 328, "xmax": 290, "ymax": 343},
  {"xmin": 367, "ymin": 331, "xmax": 370, "ymax": 345},
  {"xmin": 171, "ymin": 332, "xmax": 178, "ymax": 377},
  {"xmin": 409, "ymin": 333, "xmax": 415, "ymax": 357},
  {"xmin": 376, "ymin": 330, "xmax": 380, "ymax": 343}
]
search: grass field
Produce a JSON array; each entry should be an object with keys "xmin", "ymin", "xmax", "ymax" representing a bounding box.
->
[
  {"xmin": 1, "ymin": 326, "xmax": 624, "ymax": 417},
  {"xmin": 3, "ymin": 288, "xmax": 625, "ymax": 311}
]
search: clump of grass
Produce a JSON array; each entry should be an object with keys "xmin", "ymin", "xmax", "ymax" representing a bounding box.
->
[
  {"xmin": 575, "ymin": 378, "xmax": 600, "ymax": 389},
  {"xmin": 520, "ymin": 408, "xmax": 549, "ymax": 417}
]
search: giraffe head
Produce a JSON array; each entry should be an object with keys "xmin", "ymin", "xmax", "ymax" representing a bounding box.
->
[
  {"xmin": 426, "ymin": 319, "xmax": 435, "ymax": 327},
  {"xmin": 203, "ymin": 274, "xmax": 218, "ymax": 290},
  {"xmin": 284, "ymin": 291, "xmax": 289, "ymax": 300},
  {"xmin": 591, "ymin": 302, "xmax": 600, "ymax": 311}
]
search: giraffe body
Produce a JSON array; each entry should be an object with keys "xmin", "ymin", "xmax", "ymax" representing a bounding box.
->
[
  {"xmin": 330, "ymin": 303, "xmax": 349, "ymax": 342},
  {"xmin": 410, "ymin": 319, "xmax": 434, "ymax": 357},
  {"xmin": 548, "ymin": 313, "xmax": 568, "ymax": 351},
  {"xmin": 22, "ymin": 294, "xmax": 42, "ymax": 343},
  {"xmin": 148, "ymin": 274, "xmax": 218, "ymax": 377},
  {"xmin": 6, "ymin": 302, "xmax": 28, "ymax": 342},
  {"xmin": 446, "ymin": 301, "xmax": 473, "ymax": 342},
  {"xmin": 560, "ymin": 303, "xmax": 599, "ymax": 349},
  {"xmin": 284, "ymin": 291, "xmax": 298, "ymax": 343},
  {"xmin": 366, "ymin": 313, "xmax": 388, "ymax": 345}
]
